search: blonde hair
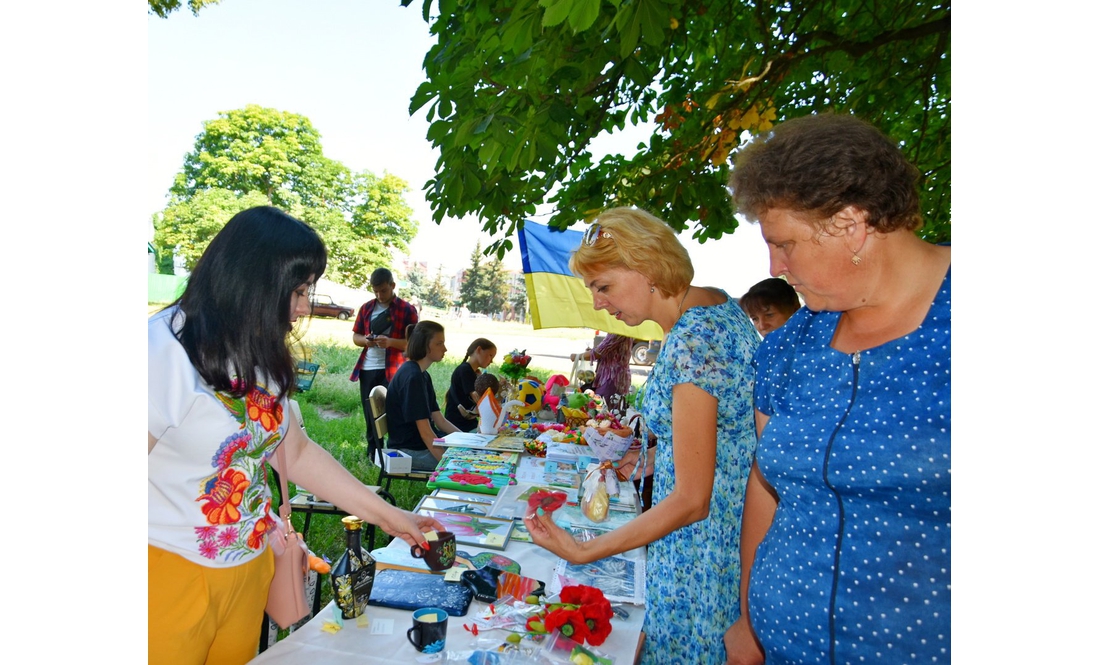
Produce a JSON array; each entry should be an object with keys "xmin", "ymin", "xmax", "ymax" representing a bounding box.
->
[{"xmin": 569, "ymin": 207, "xmax": 693, "ymax": 298}]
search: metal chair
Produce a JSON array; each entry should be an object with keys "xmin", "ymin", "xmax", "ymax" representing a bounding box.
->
[
  {"xmin": 367, "ymin": 385, "xmax": 431, "ymax": 505},
  {"xmin": 296, "ymin": 360, "xmax": 320, "ymax": 392}
]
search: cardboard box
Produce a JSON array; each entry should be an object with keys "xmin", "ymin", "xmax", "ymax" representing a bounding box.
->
[{"xmin": 383, "ymin": 449, "xmax": 412, "ymax": 474}]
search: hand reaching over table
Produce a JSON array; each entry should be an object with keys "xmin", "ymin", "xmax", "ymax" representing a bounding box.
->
[
  {"xmin": 378, "ymin": 508, "xmax": 445, "ymax": 549},
  {"xmin": 523, "ymin": 510, "xmax": 594, "ymax": 564}
]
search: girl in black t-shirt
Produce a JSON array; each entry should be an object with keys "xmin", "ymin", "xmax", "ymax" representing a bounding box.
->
[{"xmin": 444, "ymin": 338, "xmax": 497, "ymax": 432}]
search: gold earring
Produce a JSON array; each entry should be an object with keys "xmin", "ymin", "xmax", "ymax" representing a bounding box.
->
[{"xmin": 851, "ymin": 254, "xmax": 862, "ymax": 266}]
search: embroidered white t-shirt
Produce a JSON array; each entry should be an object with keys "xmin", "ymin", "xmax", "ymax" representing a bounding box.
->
[{"xmin": 148, "ymin": 306, "xmax": 288, "ymax": 567}]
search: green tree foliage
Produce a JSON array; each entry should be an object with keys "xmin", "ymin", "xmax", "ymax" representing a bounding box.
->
[
  {"xmin": 405, "ymin": 0, "xmax": 950, "ymax": 252},
  {"xmin": 155, "ymin": 105, "xmax": 418, "ymax": 288},
  {"xmin": 404, "ymin": 264, "xmax": 430, "ymax": 304},
  {"xmin": 459, "ymin": 242, "xmax": 491, "ymax": 313},
  {"xmin": 425, "ymin": 267, "xmax": 453, "ymax": 309},
  {"xmin": 148, "ymin": 0, "xmax": 223, "ymax": 18},
  {"xmin": 458, "ymin": 242, "xmax": 510, "ymax": 314},
  {"xmin": 152, "ymin": 189, "xmax": 270, "ymax": 272},
  {"xmin": 483, "ymin": 257, "xmax": 510, "ymax": 315},
  {"xmin": 171, "ymin": 105, "xmax": 342, "ymax": 210}
]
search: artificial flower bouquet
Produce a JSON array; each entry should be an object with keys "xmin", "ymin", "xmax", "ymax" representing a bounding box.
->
[
  {"xmin": 500, "ymin": 349, "xmax": 532, "ymax": 383},
  {"xmin": 525, "ymin": 585, "xmax": 615, "ymax": 647}
]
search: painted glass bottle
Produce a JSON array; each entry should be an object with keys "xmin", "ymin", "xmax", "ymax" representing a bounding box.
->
[{"xmin": 330, "ymin": 515, "xmax": 376, "ymax": 619}]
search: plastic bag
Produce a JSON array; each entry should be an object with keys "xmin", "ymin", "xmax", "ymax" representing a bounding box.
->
[{"xmin": 580, "ymin": 467, "xmax": 611, "ymax": 523}]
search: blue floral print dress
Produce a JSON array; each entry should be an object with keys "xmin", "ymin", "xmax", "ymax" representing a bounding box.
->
[{"xmin": 640, "ymin": 293, "xmax": 759, "ymax": 664}]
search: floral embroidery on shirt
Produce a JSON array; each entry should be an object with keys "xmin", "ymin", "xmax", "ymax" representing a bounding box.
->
[
  {"xmin": 247, "ymin": 388, "xmax": 283, "ymax": 432},
  {"xmin": 195, "ymin": 385, "xmax": 284, "ymax": 561},
  {"xmin": 198, "ymin": 468, "xmax": 250, "ymax": 524}
]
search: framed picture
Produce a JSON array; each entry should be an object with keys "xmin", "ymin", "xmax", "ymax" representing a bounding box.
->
[
  {"xmin": 430, "ymin": 488, "xmax": 496, "ymax": 505},
  {"xmin": 415, "ymin": 495, "xmax": 493, "ymax": 516},
  {"xmin": 416, "ymin": 508, "xmax": 515, "ymax": 551}
]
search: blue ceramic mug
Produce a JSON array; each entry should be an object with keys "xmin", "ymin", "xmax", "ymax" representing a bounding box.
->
[{"xmin": 407, "ymin": 607, "xmax": 448, "ymax": 653}]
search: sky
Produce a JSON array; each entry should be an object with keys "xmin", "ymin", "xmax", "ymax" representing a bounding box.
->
[{"xmin": 146, "ymin": 0, "xmax": 770, "ymax": 296}]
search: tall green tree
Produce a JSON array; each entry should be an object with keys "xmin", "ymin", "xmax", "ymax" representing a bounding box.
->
[
  {"xmin": 425, "ymin": 267, "xmax": 453, "ymax": 309},
  {"xmin": 171, "ymin": 105, "xmax": 342, "ymax": 210},
  {"xmin": 459, "ymin": 242, "xmax": 491, "ymax": 313},
  {"xmin": 404, "ymin": 264, "xmax": 430, "ymax": 304},
  {"xmin": 483, "ymin": 258, "xmax": 510, "ymax": 316},
  {"xmin": 156, "ymin": 105, "xmax": 418, "ymax": 288},
  {"xmin": 405, "ymin": 0, "xmax": 950, "ymax": 252}
]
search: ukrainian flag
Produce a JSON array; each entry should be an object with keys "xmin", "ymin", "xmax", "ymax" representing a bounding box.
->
[{"xmin": 518, "ymin": 220, "xmax": 664, "ymax": 340}]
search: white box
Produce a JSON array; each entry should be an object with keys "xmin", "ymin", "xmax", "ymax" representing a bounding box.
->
[{"xmin": 382, "ymin": 449, "xmax": 412, "ymax": 474}]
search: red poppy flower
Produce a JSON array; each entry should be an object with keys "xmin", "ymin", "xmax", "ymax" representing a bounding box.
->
[
  {"xmin": 560, "ymin": 584, "xmax": 606, "ymax": 607},
  {"xmin": 527, "ymin": 490, "xmax": 568, "ymax": 514},
  {"xmin": 543, "ymin": 607, "xmax": 590, "ymax": 643},
  {"xmin": 579, "ymin": 602, "xmax": 614, "ymax": 646},
  {"xmin": 198, "ymin": 468, "xmax": 250, "ymax": 524}
]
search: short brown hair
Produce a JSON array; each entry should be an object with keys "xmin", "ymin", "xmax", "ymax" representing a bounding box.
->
[
  {"xmin": 569, "ymin": 207, "xmax": 693, "ymax": 298},
  {"xmin": 729, "ymin": 113, "xmax": 922, "ymax": 233},
  {"xmin": 739, "ymin": 278, "xmax": 800, "ymax": 317}
]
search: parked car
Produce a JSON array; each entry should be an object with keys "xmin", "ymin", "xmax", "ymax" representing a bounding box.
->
[
  {"xmin": 594, "ymin": 334, "xmax": 661, "ymax": 366},
  {"xmin": 637, "ymin": 340, "xmax": 661, "ymax": 365},
  {"xmin": 310, "ymin": 295, "xmax": 354, "ymax": 320}
]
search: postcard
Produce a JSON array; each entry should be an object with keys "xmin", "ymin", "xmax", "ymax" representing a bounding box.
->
[
  {"xmin": 543, "ymin": 460, "xmax": 581, "ymax": 489},
  {"xmin": 550, "ymin": 554, "xmax": 646, "ymax": 605}
]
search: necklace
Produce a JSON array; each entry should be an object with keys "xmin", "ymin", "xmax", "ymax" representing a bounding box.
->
[{"xmin": 677, "ymin": 287, "xmax": 691, "ymax": 315}]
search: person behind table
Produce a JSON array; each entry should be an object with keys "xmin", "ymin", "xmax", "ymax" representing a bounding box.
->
[
  {"xmin": 738, "ymin": 277, "xmax": 801, "ymax": 336},
  {"xmin": 148, "ymin": 207, "xmax": 442, "ymax": 665},
  {"xmin": 523, "ymin": 206, "xmax": 759, "ymax": 664},
  {"xmin": 385, "ymin": 321, "xmax": 463, "ymax": 470},
  {"xmin": 723, "ymin": 112, "xmax": 951, "ymax": 664},
  {"xmin": 349, "ymin": 267, "xmax": 419, "ymax": 460},
  {"xmin": 569, "ymin": 332, "xmax": 633, "ymax": 400},
  {"xmin": 444, "ymin": 337, "xmax": 497, "ymax": 432}
]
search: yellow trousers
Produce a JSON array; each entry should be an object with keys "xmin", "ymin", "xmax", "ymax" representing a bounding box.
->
[{"xmin": 148, "ymin": 544, "xmax": 274, "ymax": 665}]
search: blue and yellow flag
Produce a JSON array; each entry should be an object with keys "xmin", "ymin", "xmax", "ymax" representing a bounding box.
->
[{"xmin": 518, "ymin": 221, "xmax": 664, "ymax": 340}]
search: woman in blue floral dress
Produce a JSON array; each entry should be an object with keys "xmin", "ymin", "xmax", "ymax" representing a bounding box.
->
[{"xmin": 524, "ymin": 206, "xmax": 759, "ymax": 663}]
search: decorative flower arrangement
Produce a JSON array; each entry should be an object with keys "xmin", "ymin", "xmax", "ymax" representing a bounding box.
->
[
  {"xmin": 524, "ymin": 585, "xmax": 614, "ymax": 646},
  {"xmin": 524, "ymin": 438, "xmax": 547, "ymax": 457},
  {"xmin": 500, "ymin": 349, "xmax": 532, "ymax": 383}
]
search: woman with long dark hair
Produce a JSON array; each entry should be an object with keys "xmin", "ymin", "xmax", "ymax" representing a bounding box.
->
[{"xmin": 148, "ymin": 206, "xmax": 442, "ymax": 665}]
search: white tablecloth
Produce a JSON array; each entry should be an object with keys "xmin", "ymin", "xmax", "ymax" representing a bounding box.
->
[{"xmin": 250, "ymin": 478, "xmax": 646, "ymax": 664}]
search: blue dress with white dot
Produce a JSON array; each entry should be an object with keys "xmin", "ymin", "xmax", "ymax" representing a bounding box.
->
[{"xmin": 750, "ymin": 267, "xmax": 951, "ymax": 664}]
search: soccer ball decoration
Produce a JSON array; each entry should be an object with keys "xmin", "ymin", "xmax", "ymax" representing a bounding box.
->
[{"xmin": 513, "ymin": 379, "xmax": 543, "ymax": 416}]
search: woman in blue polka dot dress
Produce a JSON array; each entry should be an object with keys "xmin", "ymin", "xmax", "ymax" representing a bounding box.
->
[
  {"xmin": 524, "ymin": 206, "xmax": 759, "ymax": 663},
  {"xmin": 724, "ymin": 113, "xmax": 951, "ymax": 664}
]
